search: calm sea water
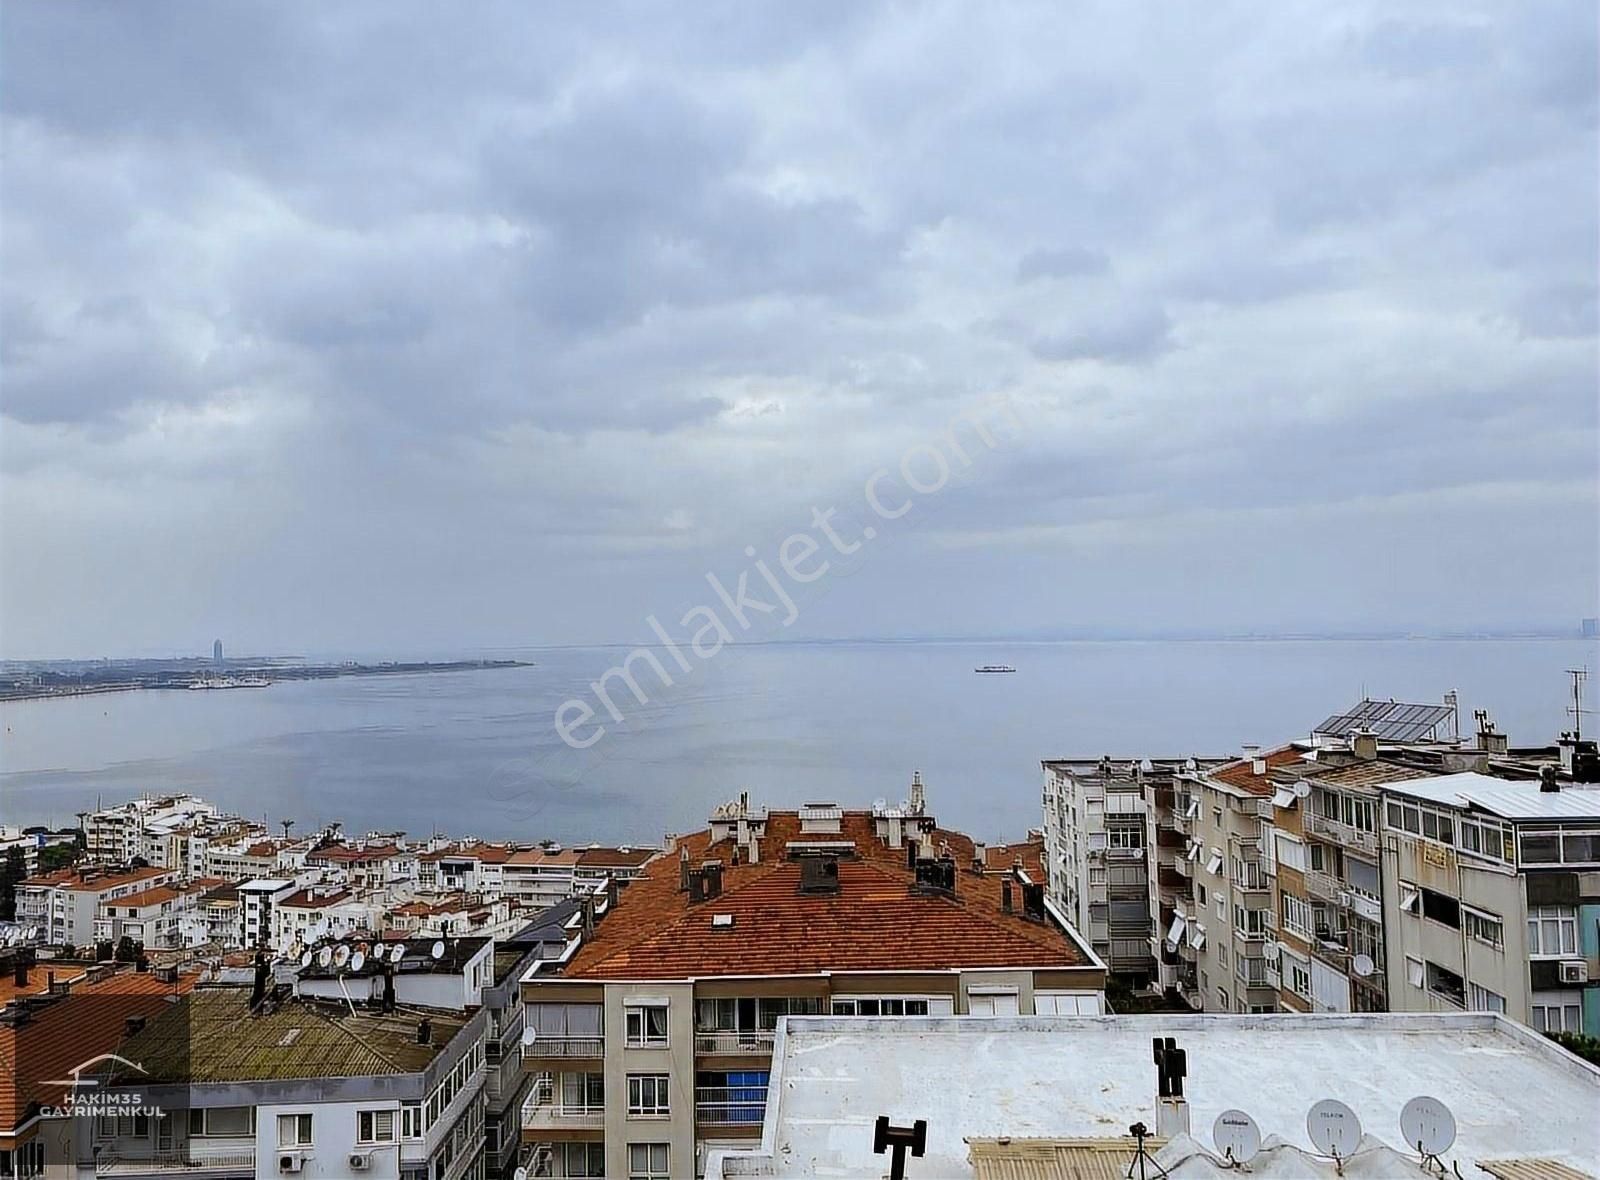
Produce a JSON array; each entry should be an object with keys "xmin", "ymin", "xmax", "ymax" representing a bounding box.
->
[{"xmin": 1, "ymin": 639, "xmax": 1595, "ymax": 846}]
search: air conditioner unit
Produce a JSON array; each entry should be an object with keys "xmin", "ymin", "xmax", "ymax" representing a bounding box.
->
[
  {"xmin": 1559, "ymin": 960, "xmax": 1589, "ymax": 984},
  {"xmin": 278, "ymin": 1153, "xmax": 304, "ymax": 1174},
  {"xmin": 348, "ymin": 1153, "xmax": 371, "ymax": 1171}
]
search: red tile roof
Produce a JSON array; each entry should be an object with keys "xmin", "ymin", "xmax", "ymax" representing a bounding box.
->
[
  {"xmin": 307, "ymin": 843, "xmax": 401, "ymax": 863},
  {"xmin": 562, "ymin": 811, "xmax": 1088, "ymax": 980},
  {"xmin": 506, "ymin": 847, "xmax": 581, "ymax": 867},
  {"xmin": 1208, "ymin": 747, "xmax": 1304, "ymax": 795},
  {"xmin": 277, "ymin": 888, "xmax": 353, "ymax": 909},
  {"xmin": 23, "ymin": 866, "xmax": 172, "ymax": 893},
  {"xmin": 984, "ymin": 839, "xmax": 1046, "ymax": 878},
  {"xmin": 0, "ymin": 967, "xmax": 197, "ymax": 1133},
  {"xmin": 576, "ymin": 846, "xmax": 658, "ymax": 868}
]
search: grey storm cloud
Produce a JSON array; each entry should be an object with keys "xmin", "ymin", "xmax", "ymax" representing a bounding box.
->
[{"xmin": 1, "ymin": 0, "xmax": 1595, "ymax": 656}]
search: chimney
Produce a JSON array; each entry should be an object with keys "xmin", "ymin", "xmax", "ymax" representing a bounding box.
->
[
  {"xmin": 1241, "ymin": 744, "xmax": 1262, "ymax": 774},
  {"xmin": 580, "ymin": 896, "xmax": 595, "ymax": 935},
  {"xmin": 382, "ymin": 965, "xmax": 397, "ymax": 1013},
  {"xmin": 747, "ymin": 834, "xmax": 760, "ymax": 865},
  {"xmin": 416, "ymin": 1017, "xmax": 432, "ymax": 1045},
  {"xmin": 1001, "ymin": 878, "xmax": 1013, "ymax": 914},
  {"xmin": 972, "ymin": 842, "xmax": 987, "ymax": 873},
  {"xmin": 908, "ymin": 770, "xmax": 926, "ymax": 815},
  {"xmin": 1153, "ymin": 1036, "xmax": 1190, "ymax": 1138},
  {"xmin": 905, "ymin": 840, "xmax": 918, "ymax": 871},
  {"xmin": 1351, "ymin": 728, "xmax": 1378, "ymax": 761},
  {"xmin": 703, "ymin": 862, "xmax": 723, "ymax": 899},
  {"xmin": 679, "ymin": 846, "xmax": 691, "ymax": 893},
  {"xmin": 249, "ymin": 952, "xmax": 269, "ymax": 1009},
  {"xmin": 1539, "ymin": 764, "xmax": 1561, "ymax": 794},
  {"xmin": 124, "ymin": 1015, "xmax": 146, "ymax": 1037},
  {"xmin": 1475, "ymin": 710, "xmax": 1509, "ymax": 755},
  {"xmin": 12, "ymin": 960, "xmax": 27, "ymax": 989}
]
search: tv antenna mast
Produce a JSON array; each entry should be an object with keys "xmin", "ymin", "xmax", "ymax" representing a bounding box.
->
[
  {"xmin": 280, "ymin": 819, "xmax": 295, "ymax": 842},
  {"xmin": 1566, "ymin": 668, "xmax": 1590, "ymax": 741}
]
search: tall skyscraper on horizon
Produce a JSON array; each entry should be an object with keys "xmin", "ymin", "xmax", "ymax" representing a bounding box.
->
[{"xmin": 213, "ymin": 638, "xmax": 223, "ymax": 665}]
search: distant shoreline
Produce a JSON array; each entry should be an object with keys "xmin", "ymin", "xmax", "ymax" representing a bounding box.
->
[{"xmin": 0, "ymin": 658, "xmax": 531, "ymax": 703}]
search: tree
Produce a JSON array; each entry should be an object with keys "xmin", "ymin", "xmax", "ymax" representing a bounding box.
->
[
  {"xmin": 115, "ymin": 935, "xmax": 139, "ymax": 963},
  {"xmin": 37, "ymin": 842, "xmax": 80, "ymax": 873}
]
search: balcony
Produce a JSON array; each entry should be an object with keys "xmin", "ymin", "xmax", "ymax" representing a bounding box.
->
[
  {"xmin": 695, "ymin": 1029, "xmax": 775, "ymax": 1055},
  {"xmin": 522, "ymin": 1085, "xmax": 605, "ymax": 1131},
  {"xmin": 94, "ymin": 1147, "xmax": 256, "ymax": 1175},
  {"xmin": 1155, "ymin": 827, "xmax": 1187, "ymax": 850},
  {"xmin": 695, "ymin": 1085, "xmax": 769, "ymax": 1126},
  {"xmin": 1304, "ymin": 813, "xmax": 1378, "ymax": 857},
  {"xmin": 522, "ymin": 1033, "xmax": 604, "ymax": 1059},
  {"xmin": 1342, "ymin": 889, "xmax": 1382, "ymax": 922},
  {"xmin": 1303, "ymin": 869, "xmax": 1343, "ymax": 904}
]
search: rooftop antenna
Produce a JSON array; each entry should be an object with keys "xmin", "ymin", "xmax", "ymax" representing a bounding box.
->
[
  {"xmin": 1212, "ymin": 1109, "xmax": 1261, "ymax": 1170},
  {"xmin": 1399, "ymin": 1096, "xmax": 1455, "ymax": 1174},
  {"xmin": 1566, "ymin": 668, "xmax": 1590, "ymax": 741},
  {"xmin": 872, "ymin": 1115, "xmax": 926, "ymax": 1180},
  {"xmin": 281, "ymin": 819, "xmax": 295, "ymax": 842},
  {"xmin": 1306, "ymin": 1099, "xmax": 1362, "ymax": 1173}
]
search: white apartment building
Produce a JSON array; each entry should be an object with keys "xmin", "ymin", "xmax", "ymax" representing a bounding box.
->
[
  {"xmin": 237, "ymin": 878, "xmax": 297, "ymax": 950},
  {"xmin": 520, "ymin": 792, "xmax": 1106, "ymax": 1180},
  {"xmin": 1041, "ymin": 758, "xmax": 1170, "ymax": 980},
  {"xmin": 78, "ymin": 984, "xmax": 490, "ymax": 1180},
  {"xmin": 1380, "ymin": 772, "xmax": 1600, "ymax": 1035},
  {"xmin": 502, "ymin": 849, "xmax": 583, "ymax": 908},
  {"xmin": 14, "ymin": 864, "xmax": 178, "ymax": 947},
  {"xmin": 93, "ymin": 878, "xmax": 216, "ymax": 950},
  {"xmin": 270, "ymin": 885, "xmax": 378, "ymax": 953}
]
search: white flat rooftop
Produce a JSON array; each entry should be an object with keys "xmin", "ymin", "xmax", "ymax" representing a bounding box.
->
[
  {"xmin": 710, "ymin": 1014, "xmax": 1600, "ymax": 1178},
  {"xmin": 1385, "ymin": 772, "xmax": 1600, "ymax": 820}
]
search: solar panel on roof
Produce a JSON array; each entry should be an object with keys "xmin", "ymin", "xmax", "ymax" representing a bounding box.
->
[{"xmin": 1313, "ymin": 699, "xmax": 1453, "ymax": 742}]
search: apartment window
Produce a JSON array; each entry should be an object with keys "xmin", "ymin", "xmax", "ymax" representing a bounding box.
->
[
  {"xmin": 1463, "ymin": 906, "xmax": 1503, "ymax": 948},
  {"xmin": 1419, "ymin": 888, "xmax": 1460, "ymax": 929},
  {"xmin": 1274, "ymin": 834, "xmax": 1307, "ymax": 873},
  {"xmin": 1219, "ymin": 946, "xmax": 1229, "ymax": 970},
  {"xmin": 1284, "ymin": 957, "xmax": 1312, "ymax": 999},
  {"xmin": 1425, "ymin": 961, "xmax": 1465, "ymax": 1007},
  {"xmin": 1216, "ymin": 987, "xmax": 1229, "ymax": 1010},
  {"xmin": 1562, "ymin": 832, "xmax": 1600, "ymax": 863},
  {"xmin": 1234, "ymin": 906, "xmax": 1266, "ymax": 939},
  {"xmin": 1088, "ymin": 866, "xmax": 1108, "ymax": 885},
  {"xmin": 629, "ymin": 1143, "xmax": 671, "ymax": 1180},
  {"xmin": 1405, "ymin": 956, "xmax": 1424, "ymax": 988},
  {"xmin": 1280, "ymin": 894, "xmax": 1313, "ymax": 939},
  {"xmin": 1468, "ymin": 983, "xmax": 1507, "ymax": 1013},
  {"xmin": 1107, "ymin": 824, "xmax": 1143, "ymax": 850},
  {"xmin": 626, "ymin": 1005, "xmax": 669, "ymax": 1048},
  {"xmin": 400, "ymin": 1103, "xmax": 422, "ymax": 1139},
  {"xmin": 560, "ymin": 1143, "xmax": 606, "ymax": 1177},
  {"xmin": 1527, "ymin": 906, "xmax": 1578, "ymax": 956},
  {"xmin": 277, "ymin": 1113, "xmax": 312, "ymax": 1147},
  {"xmin": 356, "ymin": 1110, "xmax": 395, "ymax": 1145},
  {"xmin": 1195, "ymin": 883, "xmax": 1207, "ymax": 904},
  {"xmin": 626, "ymin": 1074, "xmax": 671, "ymax": 1117},
  {"xmin": 1520, "ymin": 831, "xmax": 1562, "ymax": 864},
  {"xmin": 1532, "ymin": 997, "xmax": 1583, "ymax": 1033},
  {"xmin": 1342, "ymin": 795, "xmax": 1375, "ymax": 833},
  {"xmin": 831, "ymin": 997, "xmax": 931, "ymax": 1016},
  {"xmin": 187, "ymin": 1108, "xmax": 252, "ymax": 1137}
]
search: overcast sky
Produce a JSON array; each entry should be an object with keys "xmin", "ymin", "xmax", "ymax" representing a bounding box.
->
[{"xmin": 2, "ymin": 2, "xmax": 1596, "ymax": 659}]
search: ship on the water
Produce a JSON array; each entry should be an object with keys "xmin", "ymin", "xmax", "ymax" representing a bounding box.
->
[
  {"xmin": 188, "ymin": 676, "xmax": 271, "ymax": 690},
  {"xmin": 974, "ymin": 665, "xmax": 1017, "ymax": 673}
]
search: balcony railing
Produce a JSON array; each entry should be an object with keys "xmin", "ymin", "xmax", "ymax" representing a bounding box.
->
[
  {"xmin": 523, "ymin": 1082, "xmax": 605, "ymax": 1129},
  {"xmin": 95, "ymin": 1148, "xmax": 257, "ymax": 1174},
  {"xmin": 1302, "ymin": 869, "xmax": 1343, "ymax": 904},
  {"xmin": 1303, "ymin": 813, "xmax": 1378, "ymax": 856},
  {"xmin": 522, "ymin": 1033, "xmax": 604, "ymax": 1058},
  {"xmin": 1343, "ymin": 889, "xmax": 1382, "ymax": 922},
  {"xmin": 695, "ymin": 1029, "xmax": 776, "ymax": 1055},
  {"xmin": 695, "ymin": 1085, "xmax": 768, "ymax": 1126}
]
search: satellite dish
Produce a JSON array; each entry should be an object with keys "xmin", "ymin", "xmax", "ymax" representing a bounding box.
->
[
  {"xmin": 1307, "ymin": 1099, "xmax": 1362, "ymax": 1159},
  {"xmin": 514, "ymin": 1169, "xmax": 528, "ymax": 1180},
  {"xmin": 390, "ymin": 944, "xmax": 406, "ymax": 964},
  {"xmin": 1352, "ymin": 953, "xmax": 1375, "ymax": 978},
  {"xmin": 1400, "ymin": 1096, "xmax": 1456, "ymax": 1157},
  {"xmin": 872, "ymin": 797, "xmax": 888, "ymax": 812},
  {"xmin": 299, "ymin": 950, "xmax": 313, "ymax": 968},
  {"xmin": 430, "ymin": 940, "xmax": 445, "ymax": 960},
  {"xmin": 1293, "ymin": 781, "xmax": 1311, "ymax": 798},
  {"xmin": 349, "ymin": 951, "xmax": 366, "ymax": 972},
  {"xmin": 333, "ymin": 945, "xmax": 351, "ymax": 967},
  {"xmin": 316, "ymin": 946, "xmax": 333, "ymax": 967},
  {"xmin": 1213, "ymin": 1109, "xmax": 1261, "ymax": 1164}
]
